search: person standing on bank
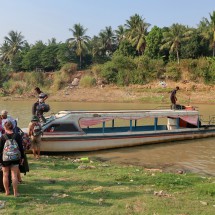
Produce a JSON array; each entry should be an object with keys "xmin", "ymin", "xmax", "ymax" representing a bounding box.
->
[
  {"xmin": 170, "ymin": 86, "xmax": 179, "ymax": 109},
  {"xmin": 1, "ymin": 110, "xmax": 17, "ymax": 129},
  {"xmin": 28, "ymin": 116, "xmax": 42, "ymax": 160},
  {"xmin": 32, "ymin": 87, "xmax": 48, "ymax": 123},
  {"xmin": 0, "ymin": 120, "xmax": 24, "ymax": 197}
]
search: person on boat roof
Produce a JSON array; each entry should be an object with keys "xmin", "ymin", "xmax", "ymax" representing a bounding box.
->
[
  {"xmin": 170, "ymin": 86, "xmax": 179, "ymax": 109},
  {"xmin": 32, "ymin": 87, "xmax": 49, "ymax": 123}
]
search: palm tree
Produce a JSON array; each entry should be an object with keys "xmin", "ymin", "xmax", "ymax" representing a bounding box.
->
[
  {"xmin": 115, "ymin": 25, "xmax": 126, "ymax": 45},
  {"xmin": 197, "ymin": 11, "xmax": 215, "ymax": 56},
  {"xmin": 0, "ymin": 41, "xmax": 10, "ymax": 63},
  {"xmin": 209, "ymin": 11, "xmax": 215, "ymax": 56},
  {"xmin": 4, "ymin": 30, "xmax": 25, "ymax": 61},
  {"xmin": 98, "ymin": 26, "xmax": 116, "ymax": 56},
  {"xmin": 161, "ymin": 24, "xmax": 192, "ymax": 64},
  {"xmin": 125, "ymin": 14, "xmax": 150, "ymax": 55},
  {"xmin": 48, "ymin": 38, "xmax": 58, "ymax": 45},
  {"xmin": 67, "ymin": 23, "xmax": 90, "ymax": 68}
]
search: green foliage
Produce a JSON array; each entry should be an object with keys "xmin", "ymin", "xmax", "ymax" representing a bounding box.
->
[
  {"xmin": 188, "ymin": 58, "xmax": 210, "ymax": 82},
  {"xmin": 205, "ymin": 57, "xmax": 215, "ymax": 83},
  {"xmin": 32, "ymin": 71, "xmax": 45, "ymax": 86},
  {"xmin": 52, "ymin": 71, "xmax": 67, "ymax": 91},
  {"xmin": 180, "ymin": 32, "xmax": 203, "ymax": 59},
  {"xmin": 61, "ymin": 63, "xmax": 78, "ymax": 75},
  {"xmin": 0, "ymin": 64, "xmax": 9, "ymax": 87},
  {"xmin": 165, "ymin": 62, "xmax": 181, "ymax": 81},
  {"xmin": 113, "ymin": 55, "xmax": 136, "ymax": 86},
  {"xmin": 91, "ymin": 64, "xmax": 102, "ymax": 78},
  {"xmin": 57, "ymin": 43, "xmax": 76, "ymax": 67},
  {"xmin": 41, "ymin": 44, "xmax": 59, "ymax": 71},
  {"xmin": 196, "ymin": 183, "xmax": 215, "ymax": 196},
  {"xmin": 3, "ymin": 80, "xmax": 26, "ymax": 94},
  {"xmin": 100, "ymin": 61, "xmax": 118, "ymax": 84},
  {"xmin": 79, "ymin": 75, "xmax": 96, "ymax": 87},
  {"xmin": 111, "ymin": 53, "xmax": 136, "ymax": 71},
  {"xmin": 100, "ymin": 54, "xmax": 137, "ymax": 85},
  {"xmin": 10, "ymin": 52, "xmax": 24, "ymax": 72},
  {"xmin": 22, "ymin": 41, "xmax": 46, "ymax": 71},
  {"xmin": 134, "ymin": 56, "xmax": 165, "ymax": 82},
  {"xmin": 145, "ymin": 26, "xmax": 163, "ymax": 59},
  {"xmin": 2, "ymin": 71, "xmax": 52, "ymax": 94},
  {"xmin": 116, "ymin": 40, "xmax": 136, "ymax": 57}
]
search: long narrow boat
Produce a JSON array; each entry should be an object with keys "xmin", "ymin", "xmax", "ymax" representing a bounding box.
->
[{"xmin": 30, "ymin": 107, "xmax": 215, "ymax": 152}]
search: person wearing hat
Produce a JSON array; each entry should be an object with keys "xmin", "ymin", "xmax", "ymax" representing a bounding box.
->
[
  {"xmin": 1, "ymin": 110, "xmax": 17, "ymax": 129},
  {"xmin": 28, "ymin": 115, "xmax": 42, "ymax": 159},
  {"xmin": 32, "ymin": 87, "xmax": 48, "ymax": 123},
  {"xmin": 170, "ymin": 86, "xmax": 180, "ymax": 109}
]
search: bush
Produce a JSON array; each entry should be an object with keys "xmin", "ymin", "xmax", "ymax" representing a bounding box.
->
[
  {"xmin": 111, "ymin": 55, "xmax": 136, "ymax": 86},
  {"xmin": 134, "ymin": 56, "xmax": 164, "ymax": 82},
  {"xmin": 165, "ymin": 62, "xmax": 181, "ymax": 81},
  {"xmin": 3, "ymin": 80, "xmax": 27, "ymax": 94},
  {"xmin": 61, "ymin": 63, "xmax": 77, "ymax": 75},
  {"xmin": 52, "ymin": 71, "xmax": 66, "ymax": 91},
  {"xmin": 100, "ymin": 61, "xmax": 118, "ymax": 84},
  {"xmin": 91, "ymin": 64, "xmax": 102, "ymax": 78},
  {"xmin": 79, "ymin": 75, "xmax": 96, "ymax": 87},
  {"xmin": 22, "ymin": 72, "xmax": 45, "ymax": 89},
  {"xmin": 188, "ymin": 58, "xmax": 209, "ymax": 82}
]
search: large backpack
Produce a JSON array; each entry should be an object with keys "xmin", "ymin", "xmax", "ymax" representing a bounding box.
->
[
  {"xmin": 2, "ymin": 134, "xmax": 21, "ymax": 162},
  {"xmin": 32, "ymin": 123, "xmax": 42, "ymax": 137},
  {"xmin": 15, "ymin": 127, "xmax": 31, "ymax": 151},
  {"xmin": 37, "ymin": 103, "xmax": 50, "ymax": 113}
]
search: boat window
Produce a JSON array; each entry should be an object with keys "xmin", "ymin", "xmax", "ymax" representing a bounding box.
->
[{"xmin": 44, "ymin": 123, "xmax": 79, "ymax": 132}]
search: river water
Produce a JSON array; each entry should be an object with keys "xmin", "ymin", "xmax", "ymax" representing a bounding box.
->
[{"xmin": 0, "ymin": 101, "xmax": 214, "ymax": 176}]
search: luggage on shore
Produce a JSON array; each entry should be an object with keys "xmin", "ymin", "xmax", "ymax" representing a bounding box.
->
[{"xmin": 19, "ymin": 153, "xmax": 29, "ymax": 175}]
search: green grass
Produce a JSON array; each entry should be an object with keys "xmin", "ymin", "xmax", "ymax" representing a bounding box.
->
[{"xmin": 0, "ymin": 155, "xmax": 214, "ymax": 215}]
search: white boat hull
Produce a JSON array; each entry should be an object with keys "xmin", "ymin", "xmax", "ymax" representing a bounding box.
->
[{"xmin": 40, "ymin": 128, "xmax": 215, "ymax": 152}]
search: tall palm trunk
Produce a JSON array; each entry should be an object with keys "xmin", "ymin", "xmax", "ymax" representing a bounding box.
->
[
  {"xmin": 176, "ymin": 50, "xmax": 180, "ymax": 64},
  {"xmin": 79, "ymin": 54, "xmax": 82, "ymax": 69},
  {"xmin": 213, "ymin": 32, "xmax": 215, "ymax": 57}
]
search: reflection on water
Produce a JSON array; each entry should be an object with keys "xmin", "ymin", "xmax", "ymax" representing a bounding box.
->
[{"xmin": 0, "ymin": 101, "xmax": 214, "ymax": 175}]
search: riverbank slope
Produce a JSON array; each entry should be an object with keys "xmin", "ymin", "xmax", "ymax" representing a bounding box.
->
[{"xmin": 2, "ymin": 81, "xmax": 215, "ymax": 105}]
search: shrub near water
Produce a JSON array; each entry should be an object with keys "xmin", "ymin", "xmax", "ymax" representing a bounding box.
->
[
  {"xmin": 79, "ymin": 75, "xmax": 96, "ymax": 87},
  {"xmin": 0, "ymin": 155, "xmax": 214, "ymax": 215},
  {"xmin": 52, "ymin": 71, "xmax": 66, "ymax": 90}
]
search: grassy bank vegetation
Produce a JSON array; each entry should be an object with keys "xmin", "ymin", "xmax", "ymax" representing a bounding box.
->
[
  {"xmin": 1, "ymin": 57, "xmax": 215, "ymax": 100},
  {"xmin": 0, "ymin": 155, "xmax": 214, "ymax": 214}
]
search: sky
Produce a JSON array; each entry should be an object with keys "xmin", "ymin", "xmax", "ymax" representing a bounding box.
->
[{"xmin": 0, "ymin": 0, "xmax": 214, "ymax": 45}]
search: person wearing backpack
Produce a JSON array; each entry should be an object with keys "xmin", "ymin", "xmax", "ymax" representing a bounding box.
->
[
  {"xmin": 28, "ymin": 115, "xmax": 42, "ymax": 160},
  {"xmin": 0, "ymin": 120, "xmax": 24, "ymax": 197}
]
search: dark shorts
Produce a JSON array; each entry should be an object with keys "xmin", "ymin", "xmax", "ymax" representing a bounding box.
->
[
  {"xmin": 2, "ymin": 160, "xmax": 20, "ymax": 167},
  {"xmin": 171, "ymin": 98, "xmax": 176, "ymax": 104}
]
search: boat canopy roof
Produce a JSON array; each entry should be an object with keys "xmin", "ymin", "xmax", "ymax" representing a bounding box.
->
[{"xmin": 49, "ymin": 109, "xmax": 199, "ymax": 127}]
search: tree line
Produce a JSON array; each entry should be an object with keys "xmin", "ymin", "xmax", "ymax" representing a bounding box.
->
[{"xmin": 0, "ymin": 12, "xmax": 215, "ymax": 86}]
